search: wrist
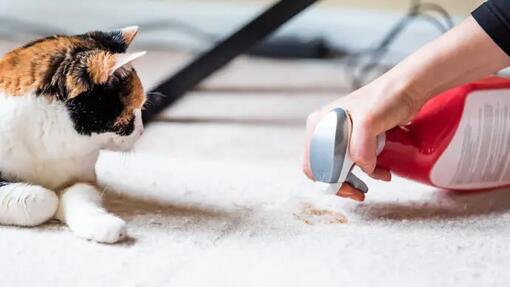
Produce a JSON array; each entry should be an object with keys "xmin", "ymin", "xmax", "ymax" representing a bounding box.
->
[{"xmin": 372, "ymin": 71, "xmax": 430, "ymax": 116}]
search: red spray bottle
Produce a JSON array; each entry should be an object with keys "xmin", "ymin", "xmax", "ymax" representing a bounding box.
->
[{"xmin": 309, "ymin": 76, "xmax": 510, "ymax": 196}]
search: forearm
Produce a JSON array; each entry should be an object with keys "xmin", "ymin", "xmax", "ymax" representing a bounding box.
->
[{"xmin": 376, "ymin": 16, "xmax": 510, "ymax": 109}]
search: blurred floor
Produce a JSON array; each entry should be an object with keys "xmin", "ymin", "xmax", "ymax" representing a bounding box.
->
[{"xmin": 1, "ymin": 40, "xmax": 510, "ymax": 287}]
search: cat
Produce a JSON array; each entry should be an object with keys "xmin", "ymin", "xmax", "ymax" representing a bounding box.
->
[{"xmin": 0, "ymin": 26, "xmax": 146, "ymax": 243}]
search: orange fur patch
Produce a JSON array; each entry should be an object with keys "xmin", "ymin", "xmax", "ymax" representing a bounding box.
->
[
  {"xmin": 0, "ymin": 36, "xmax": 82, "ymax": 96},
  {"xmin": 87, "ymin": 51, "xmax": 116, "ymax": 85},
  {"xmin": 116, "ymin": 70, "xmax": 145, "ymax": 126}
]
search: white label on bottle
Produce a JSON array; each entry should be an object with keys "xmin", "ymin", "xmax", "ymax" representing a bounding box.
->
[{"xmin": 430, "ymin": 89, "xmax": 510, "ymax": 189}]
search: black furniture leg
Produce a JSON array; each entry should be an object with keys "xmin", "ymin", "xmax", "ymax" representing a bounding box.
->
[{"xmin": 143, "ymin": 0, "xmax": 320, "ymax": 122}]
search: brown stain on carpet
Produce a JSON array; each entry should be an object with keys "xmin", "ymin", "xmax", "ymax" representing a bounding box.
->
[{"xmin": 293, "ymin": 203, "xmax": 348, "ymax": 225}]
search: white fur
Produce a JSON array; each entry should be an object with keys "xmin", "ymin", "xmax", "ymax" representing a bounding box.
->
[
  {"xmin": 56, "ymin": 183, "xmax": 127, "ymax": 243},
  {"xmin": 0, "ymin": 183, "xmax": 58, "ymax": 226},
  {"xmin": 0, "ymin": 92, "xmax": 143, "ymax": 242}
]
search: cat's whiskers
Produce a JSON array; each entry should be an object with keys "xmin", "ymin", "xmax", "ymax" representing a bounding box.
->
[
  {"xmin": 99, "ymin": 185, "xmax": 108, "ymax": 199},
  {"xmin": 146, "ymin": 91, "xmax": 166, "ymax": 98}
]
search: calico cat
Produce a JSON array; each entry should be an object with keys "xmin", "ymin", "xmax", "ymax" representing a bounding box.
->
[{"xmin": 0, "ymin": 26, "xmax": 146, "ymax": 243}]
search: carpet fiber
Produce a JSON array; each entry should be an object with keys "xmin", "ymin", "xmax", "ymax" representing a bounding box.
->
[{"xmin": 1, "ymin": 43, "xmax": 509, "ymax": 287}]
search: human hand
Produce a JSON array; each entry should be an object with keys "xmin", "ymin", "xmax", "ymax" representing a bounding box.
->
[
  {"xmin": 303, "ymin": 77, "xmax": 424, "ymax": 200},
  {"xmin": 303, "ymin": 16, "xmax": 510, "ymax": 200}
]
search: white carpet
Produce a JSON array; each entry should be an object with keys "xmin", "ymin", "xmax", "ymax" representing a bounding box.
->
[{"xmin": 1, "ymin": 43, "xmax": 510, "ymax": 287}]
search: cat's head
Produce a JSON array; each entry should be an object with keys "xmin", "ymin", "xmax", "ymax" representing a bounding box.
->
[{"xmin": 0, "ymin": 26, "xmax": 146, "ymax": 150}]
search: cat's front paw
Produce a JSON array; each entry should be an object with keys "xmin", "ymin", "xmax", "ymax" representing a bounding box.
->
[{"xmin": 74, "ymin": 213, "xmax": 127, "ymax": 243}]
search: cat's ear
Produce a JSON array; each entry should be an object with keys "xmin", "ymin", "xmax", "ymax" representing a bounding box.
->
[
  {"xmin": 68, "ymin": 51, "xmax": 146, "ymax": 98},
  {"xmin": 112, "ymin": 51, "xmax": 147, "ymax": 72},
  {"xmin": 87, "ymin": 51, "xmax": 146, "ymax": 85},
  {"xmin": 117, "ymin": 26, "xmax": 139, "ymax": 47},
  {"xmin": 88, "ymin": 26, "xmax": 139, "ymax": 52}
]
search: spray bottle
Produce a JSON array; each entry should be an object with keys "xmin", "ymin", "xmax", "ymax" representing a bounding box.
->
[{"xmin": 310, "ymin": 77, "xmax": 510, "ymax": 199}]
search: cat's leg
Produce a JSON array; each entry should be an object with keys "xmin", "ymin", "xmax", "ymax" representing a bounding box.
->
[
  {"xmin": 56, "ymin": 183, "xmax": 127, "ymax": 243},
  {"xmin": 0, "ymin": 182, "xmax": 58, "ymax": 226}
]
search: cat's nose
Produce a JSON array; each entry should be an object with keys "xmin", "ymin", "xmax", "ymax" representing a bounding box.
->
[{"xmin": 139, "ymin": 126, "xmax": 144, "ymax": 136}]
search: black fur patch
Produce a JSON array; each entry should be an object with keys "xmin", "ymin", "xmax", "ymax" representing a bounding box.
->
[
  {"xmin": 36, "ymin": 48, "xmax": 94, "ymax": 100},
  {"xmin": 65, "ymin": 75, "xmax": 135, "ymax": 136},
  {"xmin": 84, "ymin": 31, "xmax": 128, "ymax": 53},
  {"xmin": 36, "ymin": 53, "xmax": 67, "ymax": 97}
]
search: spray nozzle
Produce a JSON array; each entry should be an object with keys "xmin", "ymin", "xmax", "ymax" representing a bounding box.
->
[{"xmin": 309, "ymin": 108, "xmax": 369, "ymax": 195}]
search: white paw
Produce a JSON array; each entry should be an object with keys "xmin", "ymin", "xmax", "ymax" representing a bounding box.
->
[
  {"xmin": 0, "ymin": 184, "xmax": 58, "ymax": 226},
  {"xmin": 26, "ymin": 186, "xmax": 59, "ymax": 225},
  {"xmin": 73, "ymin": 213, "xmax": 127, "ymax": 243}
]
